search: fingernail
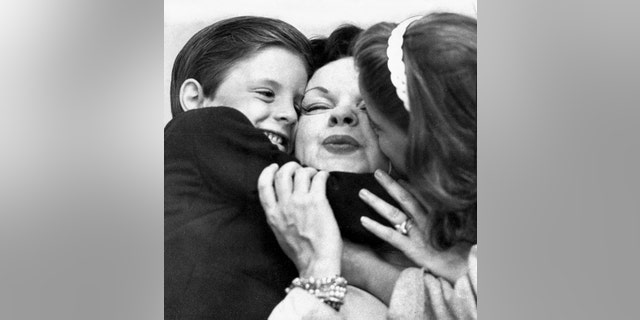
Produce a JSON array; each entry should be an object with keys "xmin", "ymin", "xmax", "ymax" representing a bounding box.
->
[
  {"xmin": 359, "ymin": 189, "xmax": 370, "ymax": 199},
  {"xmin": 374, "ymin": 169, "xmax": 389, "ymax": 181},
  {"xmin": 360, "ymin": 216, "xmax": 371, "ymax": 225}
]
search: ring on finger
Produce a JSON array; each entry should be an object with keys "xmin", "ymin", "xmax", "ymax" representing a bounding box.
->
[{"xmin": 394, "ymin": 219, "xmax": 413, "ymax": 236}]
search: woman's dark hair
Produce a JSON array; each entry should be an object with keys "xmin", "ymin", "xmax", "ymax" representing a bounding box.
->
[
  {"xmin": 309, "ymin": 24, "xmax": 362, "ymax": 74},
  {"xmin": 169, "ymin": 16, "xmax": 313, "ymax": 117},
  {"xmin": 355, "ymin": 13, "xmax": 477, "ymax": 251}
]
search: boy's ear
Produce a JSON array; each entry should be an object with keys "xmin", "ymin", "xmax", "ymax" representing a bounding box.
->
[{"xmin": 179, "ymin": 79, "xmax": 207, "ymax": 112}]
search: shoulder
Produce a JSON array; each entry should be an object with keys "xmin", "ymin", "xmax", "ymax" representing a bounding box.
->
[
  {"xmin": 164, "ymin": 106, "xmax": 257, "ymax": 156},
  {"xmin": 165, "ymin": 107, "xmax": 251, "ymax": 133}
]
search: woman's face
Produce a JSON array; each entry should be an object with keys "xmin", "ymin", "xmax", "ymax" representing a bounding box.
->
[
  {"xmin": 206, "ymin": 46, "xmax": 308, "ymax": 152},
  {"xmin": 294, "ymin": 58, "xmax": 388, "ymax": 173},
  {"xmin": 360, "ymin": 87, "xmax": 409, "ymax": 176}
]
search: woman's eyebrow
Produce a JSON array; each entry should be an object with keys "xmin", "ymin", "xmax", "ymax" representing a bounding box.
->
[{"xmin": 304, "ymin": 86, "xmax": 329, "ymax": 94}]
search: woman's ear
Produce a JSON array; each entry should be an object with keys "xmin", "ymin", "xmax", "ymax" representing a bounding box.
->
[{"xmin": 179, "ymin": 79, "xmax": 207, "ymax": 112}]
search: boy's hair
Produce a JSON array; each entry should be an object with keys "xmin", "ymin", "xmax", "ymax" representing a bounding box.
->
[
  {"xmin": 309, "ymin": 24, "xmax": 362, "ymax": 74},
  {"xmin": 355, "ymin": 13, "xmax": 477, "ymax": 251},
  {"xmin": 170, "ymin": 16, "xmax": 313, "ymax": 117}
]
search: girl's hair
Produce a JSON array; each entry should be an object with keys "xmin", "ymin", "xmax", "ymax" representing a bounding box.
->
[
  {"xmin": 355, "ymin": 13, "xmax": 477, "ymax": 251},
  {"xmin": 170, "ymin": 16, "xmax": 313, "ymax": 117}
]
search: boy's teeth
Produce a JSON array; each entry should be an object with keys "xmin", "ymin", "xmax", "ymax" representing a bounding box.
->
[{"xmin": 264, "ymin": 132, "xmax": 283, "ymax": 146}]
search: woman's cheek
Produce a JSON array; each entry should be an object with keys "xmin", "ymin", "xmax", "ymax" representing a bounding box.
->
[{"xmin": 293, "ymin": 119, "xmax": 314, "ymax": 164}]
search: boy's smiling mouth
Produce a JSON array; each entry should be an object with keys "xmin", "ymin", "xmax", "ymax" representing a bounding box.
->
[{"xmin": 263, "ymin": 130, "xmax": 288, "ymax": 152}]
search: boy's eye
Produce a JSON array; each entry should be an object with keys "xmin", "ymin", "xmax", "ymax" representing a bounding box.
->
[
  {"xmin": 256, "ymin": 89, "xmax": 275, "ymax": 99},
  {"xmin": 356, "ymin": 100, "xmax": 367, "ymax": 111}
]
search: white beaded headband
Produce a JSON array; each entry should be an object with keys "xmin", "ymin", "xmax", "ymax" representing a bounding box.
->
[{"xmin": 386, "ymin": 16, "xmax": 422, "ymax": 112}]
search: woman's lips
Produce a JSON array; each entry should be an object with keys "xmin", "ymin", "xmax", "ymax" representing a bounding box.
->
[{"xmin": 322, "ymin": 135, "xmax": 361, "ymax": 154}]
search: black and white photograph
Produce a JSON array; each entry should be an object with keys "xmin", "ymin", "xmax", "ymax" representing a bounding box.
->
[{"xmin": 164, "ymin": 1, "xmax": 477, "ymax": 319}]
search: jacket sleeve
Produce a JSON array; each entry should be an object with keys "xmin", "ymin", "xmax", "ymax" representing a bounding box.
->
[
  {"xmin": 269, "ymin": 288, "xmax": 343, "ymax": 320},
  {"xmin": 327, "ymin": 172, "xmax": 397, "ymax": 245},
  {"xmin": 165, "ymin": 107, "xmax": 296, "ymax": 204},
  {"xmin": 165, "ymin": 107, "xmax": 395, "ymax": 244},
  {"xmin": 269, "ymin": 286, "xmax": 388, "ymax": 320},
  {"xmin": 387, "ymin": 245, "xmax": 478, "ymax": 320}
]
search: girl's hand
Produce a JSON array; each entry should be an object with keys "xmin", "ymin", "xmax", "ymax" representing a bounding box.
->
[
  {"xmin": 258, "ymin": 162, "xmax": 343, "ymax": 278},
  {"xmin": 359, "ymin": 170, "xmax": 470, "ymax": 283}
]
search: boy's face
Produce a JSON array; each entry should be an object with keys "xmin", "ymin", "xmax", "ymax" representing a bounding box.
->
[{"xmin": 205, "ymin": 46, "xmax": 307, "ymax": 152}]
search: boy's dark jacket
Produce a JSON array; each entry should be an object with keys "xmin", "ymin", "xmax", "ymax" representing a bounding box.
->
[{"xmin": 165, "ymin": 107, "xmax": 395, "ymax": 319}]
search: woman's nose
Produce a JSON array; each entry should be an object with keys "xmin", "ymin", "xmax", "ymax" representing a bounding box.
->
[{"xmin": 329, "ymin": 104, "xmax": 359, "ymax": 127}]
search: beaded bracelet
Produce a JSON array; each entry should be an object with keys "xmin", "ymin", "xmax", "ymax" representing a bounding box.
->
[{"xmin": 286, "ymin": 275, "xmax": 348, "ymax": 311}]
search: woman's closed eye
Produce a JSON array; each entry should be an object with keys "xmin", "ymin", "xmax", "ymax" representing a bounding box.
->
[{"xmin": 300, "ymin": 102, "xmax": 333, "ymax": 115}]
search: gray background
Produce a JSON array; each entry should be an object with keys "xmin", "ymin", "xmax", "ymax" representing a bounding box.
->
[{"xmin": 1, "ymin": 0, "xmax": 639, "ymax": 319}]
